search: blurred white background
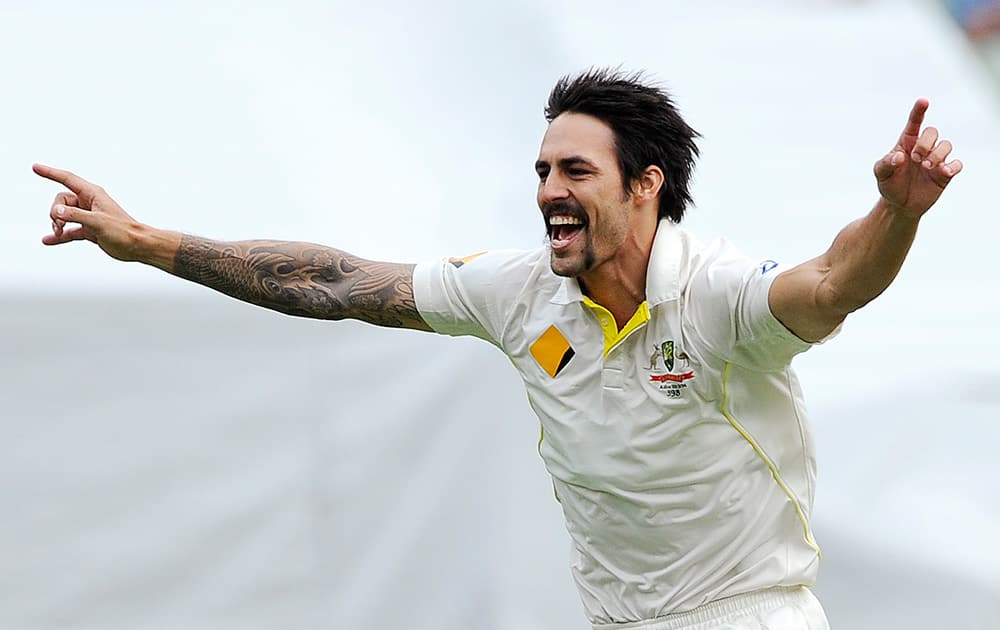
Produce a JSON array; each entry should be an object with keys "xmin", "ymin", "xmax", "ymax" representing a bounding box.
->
[{"xmin": 2, "ymin": 1, "xmax": 998, "ymax": 628}]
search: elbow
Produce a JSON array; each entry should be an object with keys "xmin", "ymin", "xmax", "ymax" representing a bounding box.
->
[{"xmin": 814, "ymin": 276, "xmax": 872, "ymax": 318}]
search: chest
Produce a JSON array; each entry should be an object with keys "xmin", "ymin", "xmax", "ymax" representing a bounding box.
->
[{"xmin": 504, "ymin": 300, "xmax": 730, "ymax": 488}]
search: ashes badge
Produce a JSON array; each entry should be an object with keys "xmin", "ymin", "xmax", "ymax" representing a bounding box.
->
[{"xmin": 646, "ymin": 340, "xmax": 695, "ymax": 398}]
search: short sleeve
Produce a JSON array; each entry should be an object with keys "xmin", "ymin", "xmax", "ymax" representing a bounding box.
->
[
  {"xmin": 683, "ymin": 241, "xmax": 818, "ymax": 370},
  {"xmin": 412, "ymin": 249, "xmax": 531, "ymax": 347}
]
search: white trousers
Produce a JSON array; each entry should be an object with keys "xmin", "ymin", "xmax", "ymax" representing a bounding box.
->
[{"xmin": 591, "ymin": 587, "xmax": 830, "ymax": 630}]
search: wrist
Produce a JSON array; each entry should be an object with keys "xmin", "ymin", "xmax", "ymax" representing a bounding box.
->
[
  {"xmin": 875, "ymin": 196, "xmax": 923, "ymax": 223},
  {"xmin": 132, "ymin": 224, "xmax": 183, "ymax": 271}
]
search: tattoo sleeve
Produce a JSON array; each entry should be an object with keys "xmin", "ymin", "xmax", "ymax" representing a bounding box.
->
[{"xmin": 172, "ymin": 236, "xmax": 432, "ymax": 330}]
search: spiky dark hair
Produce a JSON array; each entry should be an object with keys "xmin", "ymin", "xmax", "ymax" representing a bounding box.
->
[{"xmin": 545, "ymin": 68, "xmax": 701, "ymax": 223}]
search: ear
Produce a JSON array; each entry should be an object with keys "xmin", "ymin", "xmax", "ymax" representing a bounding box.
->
[{"xmin": 632, "ymin": 166, "xmax": 665, "ymax": 203}]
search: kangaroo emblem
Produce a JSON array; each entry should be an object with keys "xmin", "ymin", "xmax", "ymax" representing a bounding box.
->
[{"xmin": 648, "ymin": 341, "xmax": 689, "ymax": 371}]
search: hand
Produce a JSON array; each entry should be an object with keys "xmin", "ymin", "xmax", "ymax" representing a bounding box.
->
[
  {"xmin": 873, "ymin": 99, "xmax": 963, "ymax": 219},
  {"xmin": 36, "ymin": 164, "xmax": 143, "ymax": 261}
]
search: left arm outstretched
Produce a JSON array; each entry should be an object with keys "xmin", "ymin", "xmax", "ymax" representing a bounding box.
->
[{"xmin": 769, "ymin": 99, "xmax": 963, "ymax": 342}]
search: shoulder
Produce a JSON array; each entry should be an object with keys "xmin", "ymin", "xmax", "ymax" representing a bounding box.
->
[
  {"xmin": 674, "ymin": 230, "xmax": 812, "ymax": 366},
  {"xmin": 420, "ymin": 247, "xmax": 552, "ymax": 285},
  {"xmin": 678, "ymin": 231, "xmax": 776, "ymax": 296},
  {"xmin": 648, "ymin": 224, "xmax": 750, "ymax": 284},
  {"xmin": 412, "ymin": 246, "xmax": 559, "ymax": 343},
  {"xmin": 413, "ymin": 246, "xmax": 557, "ymax": 310}
]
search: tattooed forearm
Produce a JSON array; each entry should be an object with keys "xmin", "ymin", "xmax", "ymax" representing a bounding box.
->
[{"xmin": 172, "ymin": 236, "xmax": 432, "ymax": 330}]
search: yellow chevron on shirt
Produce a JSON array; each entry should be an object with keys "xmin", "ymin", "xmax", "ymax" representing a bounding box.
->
[{"xmin": 448, "ymin": 252, "xmax": 487, "ymax": 268}]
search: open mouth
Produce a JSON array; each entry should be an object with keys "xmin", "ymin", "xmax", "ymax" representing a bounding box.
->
[{"xmin": 547, "ymin": 214, "xmax": 586, "ymax": 251}]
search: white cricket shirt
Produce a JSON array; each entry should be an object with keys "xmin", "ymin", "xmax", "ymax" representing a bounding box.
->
[{"xmin": 413, "ymin": 220, "xmax": 823, "ymax": 625}]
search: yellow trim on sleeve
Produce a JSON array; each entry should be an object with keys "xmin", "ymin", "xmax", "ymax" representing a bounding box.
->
[
  {"xmin": 582, "ymin": 297, "xmax": 650, "ymax": 356},
  {"xmin": 720, "ymin": 362, "xmax": 822, "ymax": 557}
]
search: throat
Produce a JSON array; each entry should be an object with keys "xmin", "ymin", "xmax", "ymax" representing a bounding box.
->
[
  {"xmin": 580, "ymin": 291, "xmax": 644, "ymax": 332},
  {"xmin": 579, "ymin": 270, "xmax": 647, "ymax": 330}
]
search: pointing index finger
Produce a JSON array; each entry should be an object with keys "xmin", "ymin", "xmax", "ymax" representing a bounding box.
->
[
  {"xmin": 32, "ymin": 163, "xmax": 98, "ymax": 196},
  {"xmin": 901, "ymin": 98, "xmax": 929, "ymax": 140}
]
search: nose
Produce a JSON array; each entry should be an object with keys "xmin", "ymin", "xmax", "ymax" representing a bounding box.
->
[{"xmin": 538, "ymin": 171, "xmax": 570, "ymax": 208}]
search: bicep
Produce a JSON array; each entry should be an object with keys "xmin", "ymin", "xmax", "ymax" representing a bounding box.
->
[
  {"xmin": 338, "ymin": 259, "xmax": 434, "ymax": 331},
  {"xmin": 768, "ymin": 255, "xmax": 844, "ymax": 343}
]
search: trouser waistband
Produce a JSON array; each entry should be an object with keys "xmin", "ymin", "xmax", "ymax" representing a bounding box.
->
[{"xmin": 591, "ymin": 586, "xmax": 815, "ymax": 630}]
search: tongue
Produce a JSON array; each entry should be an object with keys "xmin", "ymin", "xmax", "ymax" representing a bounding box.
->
[{"xmin": 554, "ymin": 224, "xmax": 582, "ymax": 241}]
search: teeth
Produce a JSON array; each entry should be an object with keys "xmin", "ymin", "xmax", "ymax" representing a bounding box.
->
[{"xmin": 549, "ymin": 216, "xmax": 583, "ymax": 226}]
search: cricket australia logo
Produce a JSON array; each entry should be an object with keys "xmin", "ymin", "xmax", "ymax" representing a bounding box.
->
[{"xmin": 646, "ymin": 340, "xmax": 695, "ymax": 398}]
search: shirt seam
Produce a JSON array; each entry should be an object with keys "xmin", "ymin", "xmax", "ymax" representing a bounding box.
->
[{"xmin": 719, "ymin": 361, "xmax": 822, "ymax": 559}]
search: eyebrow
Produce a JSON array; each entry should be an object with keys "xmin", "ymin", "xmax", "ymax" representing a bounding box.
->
[{"xmin": 535, "ymin": 155, "xmax": 600, "ymax": 173}]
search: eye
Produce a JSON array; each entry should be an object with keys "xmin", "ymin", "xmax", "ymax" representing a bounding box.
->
[{"xmin": 567, "ymin": 168, "xmax": 589, "ymax": 177}]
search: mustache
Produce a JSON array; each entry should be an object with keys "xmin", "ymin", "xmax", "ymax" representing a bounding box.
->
[{"xmin": 542, "ymin": 200, "xmax": 588, "ymax": 224}]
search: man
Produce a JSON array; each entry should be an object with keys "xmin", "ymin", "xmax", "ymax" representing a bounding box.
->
[{"xmin": 37, "ymin": 69, "xmax": 961, "ymax": 629}]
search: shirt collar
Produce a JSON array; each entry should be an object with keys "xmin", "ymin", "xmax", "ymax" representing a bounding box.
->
[
  {"xmin": 550, "ymin": 273, "xmax": 583, "ymax": 305},
  {"xmin": 644, "ymin": 218, "xmax": 682, "ymax": 307},
  {"xmin": 549, "ymin": 219, "xmax": 682, "ymax": 306}
]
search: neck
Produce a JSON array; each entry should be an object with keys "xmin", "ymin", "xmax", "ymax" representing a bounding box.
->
[{"xmin": 578, "ymin": 217, "xmax": 658, "ymax": 330}]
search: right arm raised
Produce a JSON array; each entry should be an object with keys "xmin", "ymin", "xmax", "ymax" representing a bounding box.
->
[{"xmin": 36, "ymin": 164, "xmax": 432, "ymax": 331}]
